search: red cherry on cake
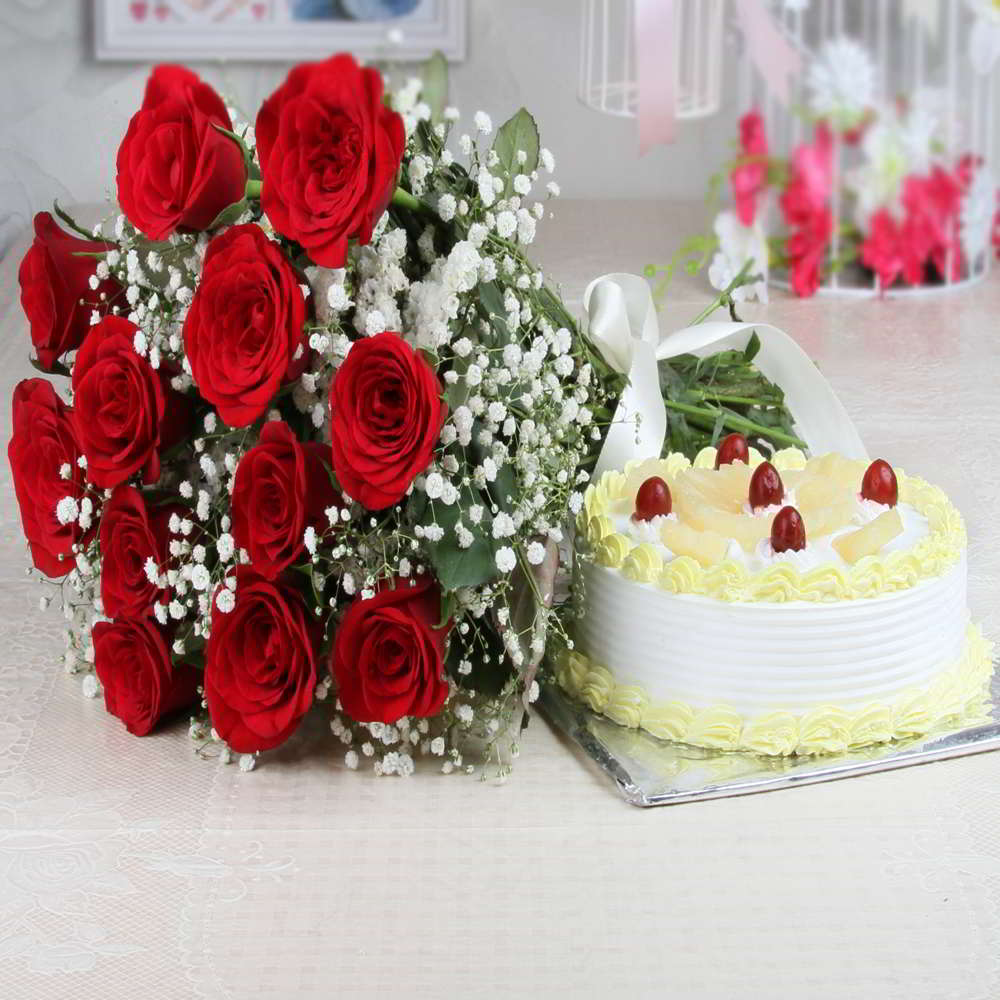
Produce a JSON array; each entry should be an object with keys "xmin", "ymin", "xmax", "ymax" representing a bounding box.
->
[
  {"xmin": 749, "ymin": 461, "xmax": 784, "ymax": 510},
  {"xmin": 861, "ymin": 458, "xmax": 898, "ymax": 507},
  {"xmin": 715, "ymin": 433, "xmax": 750, "ymax": 468},
  {"xmin": 633, "ymin": 476, "xmax": 672, "ymax": 521},
  {"xmin": 771, "ymin": 505, "xmax": 806, "ymax": 553}
]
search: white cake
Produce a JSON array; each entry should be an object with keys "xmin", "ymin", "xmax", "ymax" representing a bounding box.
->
[{"xmin": 559, "ymin": 445, "xmax": 993, "ymax": 756}]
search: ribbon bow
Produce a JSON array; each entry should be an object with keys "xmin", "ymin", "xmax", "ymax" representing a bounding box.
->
[{"xmin": 583, "ymin": 273, "xmax": 868, "ymax": 478}]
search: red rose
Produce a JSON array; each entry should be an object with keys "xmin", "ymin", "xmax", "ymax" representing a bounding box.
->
[
  {"xmin": 331, "ymin": 576, "xmax": 450, "ymax": 724},
  {"xmin": 330, "ymin": 331, "xmax": 444, "ymax": 510},
  {"xmin": 93, "ymin": 617, "xmax": 199, "ymax": 737},
  {"xmin": 255, "ymin": 53, "xmax": 405, "ymax": 267},
  {"xmin": 184, "ymin": 224, "xmax": 307, "ymax": 427},
  {"xmin": 72, "ymin": 315, "xmax": 188, "ymax": 488},
  {"xmin": 8, "ymin": 379, "xmax": 91, "ymax": 578},
  {"xmin": 18, "ymin": 212, "xmax": 121, "ymax": 371},
  {"xmin": 204, "ymin": 567, "xmax": 318, "ymax": 752},
  {"xmin": 231, "ymin": 421, "xmax": 339, "ymax": 579},
  {"xmin": 99, "ymin": 486, "xmax": 181, "ymax": 619},
  {"xmin": 116, "ymin": 65, "xmax": 246, "ymax": 241}
]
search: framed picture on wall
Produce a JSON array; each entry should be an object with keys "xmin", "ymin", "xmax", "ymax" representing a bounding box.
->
[{"xmin": 93, "ymin": 0, "xmax": 466, "ymax": 62}]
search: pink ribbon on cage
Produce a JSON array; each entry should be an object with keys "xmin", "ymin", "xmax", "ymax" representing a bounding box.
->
[
  {"xmin": 636, "ymin": 0, "xmax": 677, "ymax": 153},
  {"xmin": 635, "ymin": 0, "xmax": 801, "ymax": 154},
  {"xmin": 733, "ymin": 0, "xmax": 802, "ymax": 106}
]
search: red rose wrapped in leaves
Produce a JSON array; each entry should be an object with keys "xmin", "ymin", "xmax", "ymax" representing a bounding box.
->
[
  {"xmin": 93, "ymin": 617, "xmax": 200, "ymax": 737},
  {"xmin": 8, "ymin": 379, "xmax": 93, "ymax": 578},
  {"xmin": 72, "ymin": 315, "xmax": 190, "ymax": 488},
  {"xmin": 8, "ymin": 53, "xmax": 635, "ymax": 776},
  {"xmin": 116, "ymin": 65, "xmax": 246, "ymax": 241},
  {"xmin": 99, "ymin": 486, "xmax": 184, "ymax": 619},
  {"xmin": 231, "ymin": 420, "xmax": 340, "ymax": 579},
  {"xmin": 255, "ymin": 53, "xmax": 405, "ymax": 267},
  {"xmin": 184, "ymin": 223, "xmax": 307, "ymax": 427},
  {"xmin": 204, "ymin": 567, "xmax": 319, "ymax": 753},
  {"xmin": 330, "ymin": 330, "xmax": 445, "ymax": 510},
  {"xmin": 18, "ymin": 212, "xmax": 121, "ymax": 371},
  {"xmin": 331, "ymin": 576, "xmax": 450, "ymax": 725}
]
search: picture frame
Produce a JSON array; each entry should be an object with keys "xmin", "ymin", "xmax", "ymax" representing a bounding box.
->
[{"xmin": 93, "ymin": 0, "xmax": 466, "ymax": 62}]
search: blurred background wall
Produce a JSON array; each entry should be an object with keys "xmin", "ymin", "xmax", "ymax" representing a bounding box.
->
[{"xmin": 0, "ymin": 0, "xmax": 739, "ymax": 258}]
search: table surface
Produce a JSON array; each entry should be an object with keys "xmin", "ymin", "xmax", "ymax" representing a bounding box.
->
[{"xmin": 1, "ymin": 200, "xmax": 998, "ymax": 1000}]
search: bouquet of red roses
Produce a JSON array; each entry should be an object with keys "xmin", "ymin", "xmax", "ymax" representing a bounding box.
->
[{"xmin": 8, "ymin": 53, "xmax": 612, "ymax": 775}]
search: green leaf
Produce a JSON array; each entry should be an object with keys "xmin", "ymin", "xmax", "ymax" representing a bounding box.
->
[
  {"xmin": 424, "ymin": 490, "xmax": 498, "ymax": 591},
  {"xmin": 446, "ymin": 618, "xmax": 512, "ymax": 695},
  {"xmin": 491, "ymin": 108, "xmax": 540, "ymax": 199},
  {"xmin": 30, "ymin": 356, "xmax": 71, "ymax": 378},
  {"xmin": 743, "ymin": 331, "xmax": 761, "ymax": 363},
  {"xmin": 421, "ymin": 50, "xmax": 449, "ymax": 124},
  {"xmin": 207, "ymin": 198, "xmax": 249, "ymax": 230}
]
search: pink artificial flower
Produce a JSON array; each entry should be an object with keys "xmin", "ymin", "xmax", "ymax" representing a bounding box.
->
[
  {"xmin": 955, "ymin": 153, "xmax": 983, "ymax": 193},
  {"xmin": 729, "ymin": 110, "xmax": 769, "ymax": 226},
  {"xmin": 860, "ymin": 209, "xmax": 905, "ymax": 291},
  {"xmin": 786, "ymin": 208, "xmax": 832, "ymax": 298},
  {"xmin": 780, "ymin": 124, "xmax": 834, "ymax": 297},
  {"xmin": 780, "ymin": 123, "xmax": 833, "ymax": 227},
  {"xmin": 901, "ymin": 167, "xmax": 963, "ymax": 283}
]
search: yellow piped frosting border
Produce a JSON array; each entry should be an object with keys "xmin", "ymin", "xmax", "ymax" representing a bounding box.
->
[
  {"xmin": 578, "ymin": 447, "xmax": 966, "ymax": 603},
  {"xmin": 555, "ymin": 626, "xmax": 994, "ymax": 756}
]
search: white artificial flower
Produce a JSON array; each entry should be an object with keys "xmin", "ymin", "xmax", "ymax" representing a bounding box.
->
[
  {"xmin": 806, "ymin": 37, "xmax": 875, "ymax": 127},
  {"xmin": 844, "ymin": 94, "xmax": 940, "ymax": 228},
  {"xmin": 707, "ymin": 211, "xmax": 769, "ymax": 303},
  {"xmin": 968, "ymin": 0, "xmax": 1000, "ymax": 74},
  {"xmin": 474, "ymin": 111, "xmax": 492, "ymax": 134},
  {"xmin": 960, "ymin": 165, "xmax": 996, "ymax": 268}
]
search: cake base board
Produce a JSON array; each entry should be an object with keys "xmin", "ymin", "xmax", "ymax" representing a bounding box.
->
[{"xmin": 539, "ymin": 668, "xmax": 1000, "ymax": 808}]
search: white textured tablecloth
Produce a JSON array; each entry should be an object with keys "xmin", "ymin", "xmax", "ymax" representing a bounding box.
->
[{"xmin": 1, "ymin": 201, "xmax": 998, "ymax": 1000}]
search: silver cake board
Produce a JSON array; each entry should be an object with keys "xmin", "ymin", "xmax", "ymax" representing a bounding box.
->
[{"xmin": 540, "ymin": 669, "xmax": 1000, "ymax": 808}]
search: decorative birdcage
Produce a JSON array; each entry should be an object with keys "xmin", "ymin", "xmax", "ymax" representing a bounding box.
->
[
  {"xmin": 579, "ymin": 0, "xmax": 725, "ymax": 143},
  {"xmin": 738, "ymin": 0, "xmax": 998, "ymax": 295}
]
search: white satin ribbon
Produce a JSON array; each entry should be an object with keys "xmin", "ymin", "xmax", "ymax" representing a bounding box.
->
[{"xmin": 584, "ymin": 273, "xmax": 868, "ymax": 479}]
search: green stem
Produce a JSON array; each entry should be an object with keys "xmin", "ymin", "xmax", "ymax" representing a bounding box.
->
[
  {"xmin": 245, "ymin": 179, "xmax": 262, "ymax": 199},
  {"xmin": 391, "ymin": 187, "xmax": 422, "ymax": 213},
  {"xmin": 687, "ymin": 259, "xmax": 754, "ymax": 326},
  {"xmin": 692, "ymin": 391, "xmax": 775, "ymax": 407},
  {"xmin": 664, "ymin": 400, "xmax": 806, "ymax": 448}
]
